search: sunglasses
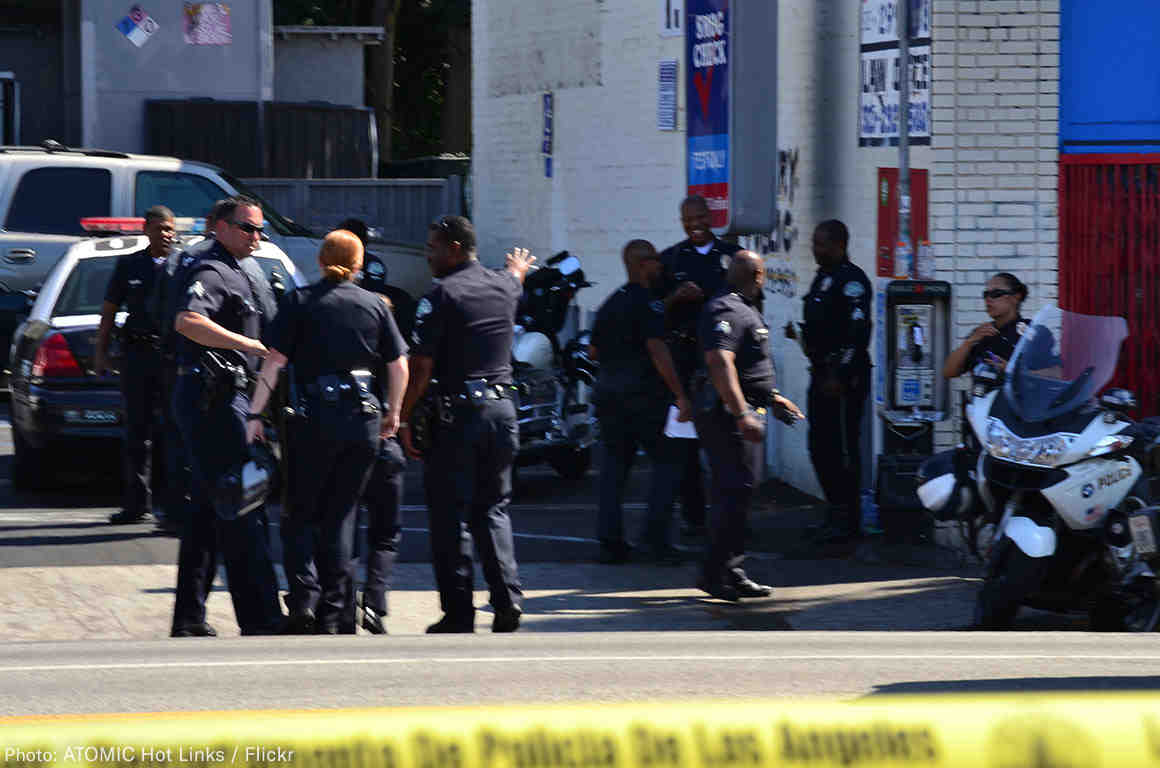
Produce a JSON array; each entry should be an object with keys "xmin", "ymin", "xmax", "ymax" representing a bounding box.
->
[
  {"xmin": 982, "ymin": 289, "xmax": 1015, "ymax": 300},
  {"xmin": 230, "ymin": 220, "xmax": 265, "ymax": 235}
]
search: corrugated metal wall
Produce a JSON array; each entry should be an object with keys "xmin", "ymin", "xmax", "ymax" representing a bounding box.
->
[
  {"xmin": 146, "ymin": 100, "xmax": 375, "ymax": 178},
  {"xmin": 1060, "ymin": 155, "xmax": 1160, "ymax": 415}
]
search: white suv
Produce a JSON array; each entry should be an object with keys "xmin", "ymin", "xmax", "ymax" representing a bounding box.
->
[{"xmin": 0, "ymin": 142, "xmax": 325, "ymax": 296}]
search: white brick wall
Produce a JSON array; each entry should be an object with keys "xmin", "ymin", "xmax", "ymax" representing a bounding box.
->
[
  {"xmin": 473, "ymin": 1, "xmax": 1062, "ymax": 493},
  {"xmin": 932, "ymin": 0, "xmax": 1060, "ymax": 451}
]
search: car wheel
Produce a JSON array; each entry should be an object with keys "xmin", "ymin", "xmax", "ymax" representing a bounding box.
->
[{"xmin": 11, "ymin": 424, "xmax": 49, "ymax": 491}]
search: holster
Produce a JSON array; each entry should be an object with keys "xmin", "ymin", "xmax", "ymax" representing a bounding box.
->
[{"xmin": 197, "ymin": 349, "xmax": 248, "ymax": 412}]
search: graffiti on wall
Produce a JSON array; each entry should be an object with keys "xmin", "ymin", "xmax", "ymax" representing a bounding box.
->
[{"xmin": 772, "ymin": 147, "xmax": 801, "ymax": 254}]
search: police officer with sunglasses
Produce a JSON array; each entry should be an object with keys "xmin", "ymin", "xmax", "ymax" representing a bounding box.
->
[{"xmin": 943, "ymin": 272, "xmax": 1029, "ymax": 378}]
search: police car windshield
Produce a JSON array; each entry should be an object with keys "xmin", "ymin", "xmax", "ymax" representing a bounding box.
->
[
  {"xmin": 220, "ymin": 173, "xmax": 315, "ymax": 238},
  {"xmin": 54, "ymin": 258, "xmax": 118, "ymax": 317}
]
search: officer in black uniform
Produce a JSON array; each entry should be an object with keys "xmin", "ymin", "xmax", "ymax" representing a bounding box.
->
[
  {"xmin": 590, "ymin": 239, "xmax": 691, "ymax": 565},
  {"xmin": 786, "ymin": 220, "xmax": 872, "ymax": 546},
  {"xmin": 151, "ymin": 200, "xmax": 279, "ymax": 537},
  {"xmin": 659, "ymin": 195, "xmax": 743, "ymax": 537},
  {"xmin": 95, "ymin": 206, "xmax": 176, "ymax": 525},
  {"xmin": 248, "ymin": 229, "xmax": 408, "ymax": 634},
  {"xmin": 696, "ymin": 251, "xmax": 803, "ymax": 601},
  {"xmin": 399, "ymin": 215, "xmax": 534, "ymax": 634},
  {"xmin": 170, "ymin": 195, "xmax": 283, "ymax": 637},
  {"xmin": 942, "ymin": 272, "xmax": 1028, "ymax": 378}
]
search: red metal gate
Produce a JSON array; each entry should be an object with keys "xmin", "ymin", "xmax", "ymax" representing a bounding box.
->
[{"xmin": 1060, "ymin": 154, "xmax": 1160, "ymax": 415}]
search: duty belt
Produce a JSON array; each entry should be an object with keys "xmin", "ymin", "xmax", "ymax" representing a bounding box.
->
[
  {"xmin": 446, "ymin": 383, "xmax": 512, "ymax": 403},
  {"xmin": 667, "ymin": 330, "xmax": 698, "ymax": 345},
  {"xmin": 123, "ymin": 329, "xmax": 161, "ymax": 346}
]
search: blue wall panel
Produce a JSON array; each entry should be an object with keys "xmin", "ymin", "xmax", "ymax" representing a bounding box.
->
[{"xmin": 1061, "ymin": 0, "xmax": 1160, "ymax": 154}]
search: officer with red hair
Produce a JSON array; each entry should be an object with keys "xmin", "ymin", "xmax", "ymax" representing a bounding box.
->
[{"xmin": 248, "ymin": 229, "xmax": 409, "ymax": 634}]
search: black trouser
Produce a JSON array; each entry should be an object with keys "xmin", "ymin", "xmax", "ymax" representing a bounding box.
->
[
  {"xmin": 162, "ymin": 363, "xmax": 192, "ymax": 525},
  {"xmin": 358, "ymin": 436, "xmax": 406, "ymax": 616},
  {"xmin": 283, "ymin": 395, "xmax": 379, "ymax": 631},
  {"xmin": 171, "ymin": 375, "xmax": 283, "ymax": 635},
  {"xmin": 595, "ymin": 394, "xmax": 681, "ymax": 554},
  {"xmin": 807, "ymin": 375, "xmax": 869, "ymax": 535},
  {"xmin": 672, "ymin": 346, "xmax": 707, "ymax": 527},
  {"xmin": 695, "ymin": 406, "xmax": 762, "ymax": 587},
  {"xmin": 424, "ymin": 397, "xmax": 522, "ymax": 620},
  {"xmin": 121, "ymin": 342, "xmax": 165, "ymax": 517}
]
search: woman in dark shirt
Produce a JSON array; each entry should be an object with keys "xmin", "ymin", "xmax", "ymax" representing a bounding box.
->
[
  {"xmin": 943, "ymin": 272, "xmax": 1029, "ymax": 379},
  {"xmin": 247, "ymin": 229, "xmax": 408, "ymax": 634}
]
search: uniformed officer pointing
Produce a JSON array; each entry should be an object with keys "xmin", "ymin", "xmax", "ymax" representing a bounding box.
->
[
  {"xmin": 786, "ymin": 220, "xmax": 872, "ymax": 546},
  {"xmin": 697, "ymin": 251, "xmax": 803, "ymax": 602},
  {"xmin": 398, "ymin": 215, "xmax": 535, "ymax": 633}
]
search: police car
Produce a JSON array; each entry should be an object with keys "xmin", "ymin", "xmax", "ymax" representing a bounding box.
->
[{"xmin": 6, "ymin": 218, "xmax": 306, "ymax": 490}]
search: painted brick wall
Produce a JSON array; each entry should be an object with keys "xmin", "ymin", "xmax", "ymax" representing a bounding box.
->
[
  {"xmin": 931, "ymin": 0, "xmax": 1060, "ymax": 450},
  {"xmin": 472, "ymin": 0, "xmax": 686, "ymax": 292}
]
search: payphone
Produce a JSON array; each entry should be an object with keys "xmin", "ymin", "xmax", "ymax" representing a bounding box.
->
[{"xmin": 881, "ymin": 280, "xmax": 951, "ymax": 451}]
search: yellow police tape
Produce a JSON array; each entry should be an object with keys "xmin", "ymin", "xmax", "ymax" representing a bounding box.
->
[{"xmin": 2, "ymin": 695, "xmax": 1159, "ymax": 768}]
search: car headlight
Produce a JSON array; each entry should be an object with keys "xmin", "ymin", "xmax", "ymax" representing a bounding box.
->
[
  {"xmin": 985, "ymin": 419, "xmax": 1076, "ymax": 466},
  {"xmin": 1086, "ymin": 434, "xmax": 1134, "ymax": 458}
]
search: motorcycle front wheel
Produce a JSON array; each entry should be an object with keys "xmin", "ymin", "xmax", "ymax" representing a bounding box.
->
[{"xmin": 974, "ymin": 536, "xmax": 1048, "ymax": 630}]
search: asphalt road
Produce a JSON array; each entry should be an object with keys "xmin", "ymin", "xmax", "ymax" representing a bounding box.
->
[{"xmin": 2, "ymin": 632, "xmax": 1160, "ymax": 715}]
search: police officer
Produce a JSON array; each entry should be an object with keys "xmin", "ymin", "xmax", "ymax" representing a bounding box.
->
[
  {"xmin": 659, "ymin": 195, "xmax": 743, "ymax": 537},
  {"xmin": 247, "ymin": 229, "xmax": 408, "ymax": 635},
  {"xmin": 398, "ymin": 215, "xmax": 534, "ymax": 633},
  {"xmin": 170, "ymin": 195, "xmax": 283, "ymax": 637},
  {"xmin": 786, "ymin": 220, "xmax": 872, "ymax": 546},
  {"xmin": 589, "ymin": 239, "xmax": 691, "ymax": 565},
  {"xmin": 151, "ymin": 200, "xmax": 278, "ymax": 537},
  {"xmin": 942, "ymin": 272, "xmax": 1029, "ymax": 378},
  {"xmin": 696, "ymin": 251, "xmax": 803, "ymax": 601},
  {"xmin": 95, "ymin": 206, "xmax": 175, "ymax": 525}
]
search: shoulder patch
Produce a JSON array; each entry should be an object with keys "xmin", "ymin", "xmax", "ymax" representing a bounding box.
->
[
  {"xmin": 1016, "ymin": 321, "xmax": 1029, "ymax": 336},
  {"xmin": 188, "ymin": 280, "xmax": 206, "ymax": 299},
  {"xmin": 843, "ymin": 281, "xmax": 866, "ymax": 298},
  {"xmin": 181, "ymin": 255, "xmax": 196, "ymax": 268},
  {"xmin": 415, "ymin": 297, "xmax": 433, "ymax": 319},
  {"xmin": 714, "ymin": 320, "xmax": 731, "ymax": 335},
  {"xmin": 649, "ymin": 300, "xmax": 664, "ymax": 314},
  {"xmin": 819, "ymin": 276, "xmax": 833, "ymax": 292}
]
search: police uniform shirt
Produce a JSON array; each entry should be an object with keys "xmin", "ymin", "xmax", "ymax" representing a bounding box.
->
[
  {"xmin": 966, "ymin": 316, "xmax": 1027, "ymax": 370},
  {"xmin": 590, "ymin": 282, "xmax": 667, "ymax": 399},
  {"xmin": 411, "ymin": 259, "xmax": 521, "ymax": 387},
  {"xmin": 658, "ymin": 237, "xmax": 743, "ymax": 335},
  {"xmin": 104, "ymin": 247, "xmax": 165, "ymax": 334},
  {"xmin": 802, "ymin": 259, "xmax": 872, "ymax": 375},
  {"xmin": 265, "ymin": 280, "xmax": 407, "ymax": 385},
  {"xmin": 175, "ymin": 242, "xmax": 264, "ymax": 371},
  {"xmin": 698, "ymin": 290, "xmax": 776, "ymax": 397}
]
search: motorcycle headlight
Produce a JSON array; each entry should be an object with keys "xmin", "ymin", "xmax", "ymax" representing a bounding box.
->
[
  {"xmin": 985, "ymin": 419, "xmax": 1076, "ymax": 467},
  {"xmin": 1086, "ymin": 434, "xmax": 1134, "ymax": 458}
]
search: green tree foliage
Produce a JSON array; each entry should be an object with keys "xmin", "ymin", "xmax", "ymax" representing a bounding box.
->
[{"xmin": 274, "ymin": 0, "xmax": 469, "ymax": 162}]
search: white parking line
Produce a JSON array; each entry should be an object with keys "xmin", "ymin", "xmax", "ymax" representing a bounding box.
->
[{"xmin": 1, "ymin": 653, "xmax": 1154, "ymax": 674}]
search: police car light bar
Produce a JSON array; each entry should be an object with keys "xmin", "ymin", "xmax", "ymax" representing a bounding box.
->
[{"xmin": 79, "ymin": 216, "xmax": 206, "ymax": 234}]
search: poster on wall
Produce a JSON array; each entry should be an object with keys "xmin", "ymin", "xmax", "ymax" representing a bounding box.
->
[
  {"xmin": 686, "ymin": 0, "xmax": 729, "ymax": 229},
  {"xmin": 184, "ymin": 2, "xmax": 232, "ymax": 46},
  {"xmin": 859, "ymin": 0, "xmax": 931, "ymax": 146}
]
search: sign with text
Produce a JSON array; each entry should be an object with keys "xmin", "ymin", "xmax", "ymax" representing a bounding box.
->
[
  {"xmin": 860, "ymin": 45, "xmax": 931, "ymax": 145},
  {"xmin": 860, "ymin": 0, "xmax": 932, "ymax": 46},
  {"xmin": 686, "ymin": 0, "xmax": 730, "ymax": 229}
]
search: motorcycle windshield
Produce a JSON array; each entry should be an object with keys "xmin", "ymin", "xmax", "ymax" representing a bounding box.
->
[{"xmin": 1003, "ymin": 304, "xmax": 1128, "ymax": 423}]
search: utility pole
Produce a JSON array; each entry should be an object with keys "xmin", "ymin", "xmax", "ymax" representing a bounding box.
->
[{"xmin": 896, "ymin": 0, "xmax": 912, "ymax": 279}]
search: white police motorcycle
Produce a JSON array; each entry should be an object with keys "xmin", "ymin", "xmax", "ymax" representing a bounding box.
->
[
  {"xmin": 917, "ymin": 305, "xmax": 1160, "ymax": 630},
  {"xmin": 510, "ymin": 251, "xmax": 598, "ymax": 481}
]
